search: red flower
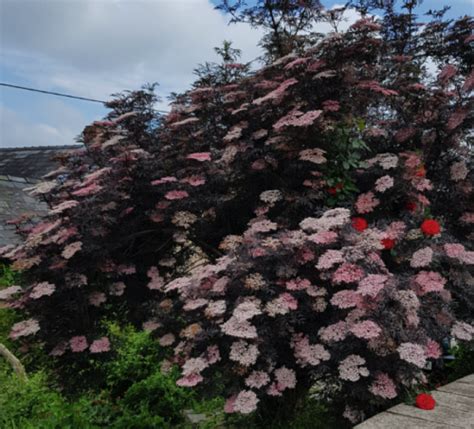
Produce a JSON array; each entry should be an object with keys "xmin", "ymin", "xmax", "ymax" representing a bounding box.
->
[
  {"xmin": 352, "ymin": 217, "xmax": 368, "ymax": 232},
  {"xmin": 415, "ymin": 166, "xmax": 426, "ymax": 177},
  {"xmin": 381, "ymin": 238, "xmax": 395, "ymax": 250},
  {"xmin": 415, "ymin": 393, "xmax": 436, "ymax": 410},
  {"xmin": 328, "ymin": 183, "xmax": 343, "ymax": 195},
  {"xmin": 405, "ymin": 201, "xmax": 417, "ymax": 212},
  {"xmin": 421, "ymin": 219, "xmax": 441, "ymax": 236}
]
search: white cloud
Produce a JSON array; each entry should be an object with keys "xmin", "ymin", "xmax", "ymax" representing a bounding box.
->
[
  {"xmin": 0, "ymin": 100, "xmax": 88, "ymax": 148},
  {"xmin": 315, "ymin": 4, "xmax": 364, "ymax": 33},
  {"xmin": 1, "ymin": 0, "xmax": 264, "ymax": 103}
]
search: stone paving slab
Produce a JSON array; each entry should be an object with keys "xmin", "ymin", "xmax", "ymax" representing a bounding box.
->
[
  {"xmin": 355, "ymin": 374, "xmax": 474, "ymax": 429},
  {"xmin": 431, "ymin": 391, "xmax": 474, "ymax": 413},
  {"xmin": 456, "ymin": 374, "xmax": 474, "ymax": 385},
  {"xmin": 438, "ymin": 382, "xmax": 474, "ymax": 399},
  {"xmin": 355, "ymin": 412, "xmax": 454, "ymax": 429},
  {"xmin": 389, "ymin": 402, "xmax": 473, "ymax": 427}
]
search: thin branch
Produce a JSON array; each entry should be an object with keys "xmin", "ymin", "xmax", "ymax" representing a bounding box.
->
[
  {"xmin": 189, "ymin": 236, "xmax": 224, "ymax": 258},
  {"xmin": 265, "ymin": 0, "xmax": 285, "ymax": 57},
  {"xmin": 0, "ymin": 343, "xmax": 28, "ymax": 382}
]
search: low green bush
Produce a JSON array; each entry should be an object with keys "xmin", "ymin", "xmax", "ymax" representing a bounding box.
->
[
  {"xmin": 100, "ymin": 323, "xmax": 170, "ymax": 394},
  {"xmin": 447, "ymin": 342, "xmax": 474, "ymax": 382},
  {"xmin": 0, "ymin": 264, "xmax": 20, "ymax": 287},
  {"xmin": 0, "ymin": 367, "xmax": 90, "ymax": 429},
  {"xmin": 0, "ymin": 319, "xmax": 199, "ymax": 428},
  {"xmin": 0, "ymin": 264, "xmax": 23, "ymax": 363},
  {"xmin": 121, "ymin": 371, "xmax": 192, "ymax": 425}
]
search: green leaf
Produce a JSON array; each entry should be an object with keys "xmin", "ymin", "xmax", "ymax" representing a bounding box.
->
[{"xmin": 356, "ymin": 118, "xmax": 366, "ymax": 132}]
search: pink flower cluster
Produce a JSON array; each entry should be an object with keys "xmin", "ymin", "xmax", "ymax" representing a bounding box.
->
[
  {"xmin": 159, "ymin": 333, "xmax": 175, "ymax": 346},
  {"xmin": 394, "ymin": 290, "xmax": 420, "ymax": 326},
  {"xmin": 414, "ymin": 271, "xmax": 446, "ymax": 295},
  {"xmin": 230, "ymin": 341, "xmax": 259, "ymax": 366},
  {"xmin": 444, "ymin": 243, "xmax": 474, "ymax": 264},
  {"xmin": 451, "ymin": 322, "xmax": 474, "ymax": 341},
  {"xmin": 298, "ymin": 148, "xmax": 327, "ymax": 165},
  {"xmin": 221, "ymin": 317, "xmax": 258, "ymax": 339},
  {"xmin": 88, "ymin": 291, "xmax": 106, "ymax": 307},
  {"xmin": 186, "ymin": 152, "xmax": 211, "ymax": 162},
  {"xmin": 357, "ymin": 274, "xmax": 388, "ymax": 297},
  {"xmin": 350, "ymin": 320, "xmax": 382, "ymax": 339},
  {"xmin": 177, "ymin": 357, "xmax": 208, "ymax": 387},
  {"xmin": 424, "ymin": 340, "xmax": 441, "ymax": 359},
  {"xmin": 384, "ymin": 221, "xmax": 407, "ymax": 240},
  {"xmin": 70, "ymin": 335, "xmax": 88, "ymax": 352},
  {"xmin": 265, "ymin": 293, "xmax": 298, "ymax": 316},
  {"xmin": 356, "ymin": 192, "xmax": 380, "ymax": 214},
  {"xmin": 90, "ymin": 337, "xmax": 111, "ymax": 353},
  {"xmin": 374, "ymin": 175, "xmax": 394, "ymax": 193},
  {"xmin": 450, "ymin": 161, "xmax": 468, "ymax": 182},
  {"xmin": 147, "ymin": 266, "xmax": 164, "ymax": 290},
  {"xmin": 30, "ymin": 282, "xmax": 56, "ymax": 299},
  {"xmin": 49, "ymin": 200, "xmax": 79, "ymax": 215},
  {"xmin": 253, "ymin": 78, "xmax": 298, "ymax": 105},
  {"xmin": 332, "ymin": 264, "xmax": 365, "ymax": 284},
  {"xmin": 319, "ymin": 321, "xmax": 348, "ymax": 342},
  {"xmin": 109, "ymin": 281, "xmax": 126, "ymax": 296},
  {"xmin": 331, "ymin": 290, "xmax": 361, "ymax": 309},
  {"xmin": 71, "ymin": 183, "xmax": 102, "ymax": 197},
  {"xmin": 274, "ymin": 366, "xmax": 297, "ymax": 391},
  {"xmin": 205, "ymin": 300, "xmax": 227, "ymax": 318},
  {"xmin": 366, "ymin": 153, "xmax": 398, "ymax": 170},
  {"xmin": 233, "ymin": 390, "xmax": 259, "ymax": 414},
  {"xmin": 0, "ymin": 285, "xmax": 21, "ymax": 300},
  {"xmin": 357, "ymin": 80, "xmax": 398, "ymax": 96},
  {"xmin": 397, "ymin": 343, "xmax": 426, "ymax": 368},
  {"xmin": 300, "ymin": 208, "xmax": 350, "ymax": 231},
  {"xmin": 248, "ymin": 219, "xmax": 278, "ymax": 234},
  {"xmin": 369, "ymin": 373, "xmax": 397, "ymax": 399},
  {"xmin": 245, "ymin": 371, "xmax": 270, "ymax": 389},
  {"xmin": 61, "ymin": 241, "xmax": 82, "ymax": 259},
  {"xmin": 10, "ymin": 319, "xmax": 40, "ymax": 340},
  {"xmin": 308, "ymin": 230, "xmax": 338, "ymax": 244},
  {"xmin": 338, "ymin": 355, "xmax": 369, "ymax": 381},
  {"xmin": 410, "ymin": 247, "xmax": 433, "ymax": 268},
  {"xmin": 292, "ymin": 334, "xmax": 330, "ymax": 367},
  {"xmin": 285, "ymin": 277, "xmax": 311, "ymax": 290},
  {"xmin": 165, "ymin": 190, "xmax": 189, "ymax": 200},
  {"xmin": 316, "ymin": 249, "xmax": 344, "ymax": 270},
  {"xmin": 273, "ymin": 109, "xmax": 322, "ymax": 131}
]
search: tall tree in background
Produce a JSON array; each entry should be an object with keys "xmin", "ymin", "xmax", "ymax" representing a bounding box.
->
[
  {"xmin": 193, "ymin": 40, "xmax": 251, "ymax": 88},
  {"xmin": 217, "ymin": 0, "xmax": 323, "ymax": 62}
]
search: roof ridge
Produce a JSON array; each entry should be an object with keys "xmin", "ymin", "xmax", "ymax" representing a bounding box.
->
[{"xmin": 0, "ymin": 144, "xmax": 83, "ymax": 152}]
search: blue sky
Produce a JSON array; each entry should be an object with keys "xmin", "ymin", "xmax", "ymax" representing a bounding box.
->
[{"xmin": 1, "ymin": 0, "xmax": 472, "ymax": 148}]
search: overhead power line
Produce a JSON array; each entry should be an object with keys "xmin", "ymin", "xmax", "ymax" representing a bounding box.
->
[
  {"xmin": 1, "ymin": 82, "xmax": 107, "ymax": 103},
  {"xmin": 0, "ymin": 82, "xmax": 170, "ymax": 113}
]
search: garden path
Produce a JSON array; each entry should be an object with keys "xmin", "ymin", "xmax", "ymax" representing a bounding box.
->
[{"xmin": 355, "ymin": 374, "xmax": 474, "ymax": 428}]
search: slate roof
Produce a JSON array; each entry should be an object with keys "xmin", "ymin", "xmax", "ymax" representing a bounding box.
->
[
  {"xmin": 0, "ymin": 145, "xmax": 83, "ymax": 246},
  {"xmin": 0, "ymin": 145, "xmax": 82, "ymax": 180}
]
